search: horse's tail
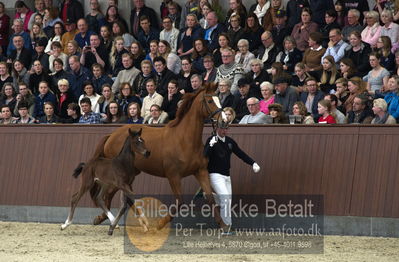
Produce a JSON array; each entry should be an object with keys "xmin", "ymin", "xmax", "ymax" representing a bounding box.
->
[
  {"xmin": 90, "ymin": 135, "xmax": 111, "ymax": 161},
  {"xmin": 72, "ymin": 162, "xmax": 85, "ymax": 178}
]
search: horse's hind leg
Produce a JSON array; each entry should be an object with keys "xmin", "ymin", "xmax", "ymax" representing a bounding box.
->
[
  {"xmin": 95, "ymin": 185, "xmax": 116, "ymax": 227},
  {"xmin": 93, "ymin": 187, "xmax": 118, "ymax": 225},
  {"xmin": 61, "ymin": 176, "xmax": 93, "ymax": 230}
]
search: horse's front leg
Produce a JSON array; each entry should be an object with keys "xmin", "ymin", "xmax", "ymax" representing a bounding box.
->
[{"xmin": 157, "ymin": 175, "xmax": 183, "ymax": 230}]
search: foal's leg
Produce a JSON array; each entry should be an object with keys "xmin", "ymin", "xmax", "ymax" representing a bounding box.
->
[
  {"xmin": 108, "ymin": 186, "xmax": 149, "ymax": 235},
  {"xmin": 95, "ymin": 184, "xmax": 116, "ymax": 226},
  {"xmin": 93, "ymin": 187, "xmax": 118, "ymax": 225},
  {"xmin": 61, "ymin": 170, "xmax": 93, "ymax": 230},
  {"xmin": 157, "ymin": 175, "xmax": 183, "ymax": 230},
  {"xmin": 194, "ymin": 168, "xmax": 227, "ymax": 230}
]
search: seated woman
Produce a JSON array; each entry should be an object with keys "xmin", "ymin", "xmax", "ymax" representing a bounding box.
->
[
  {"xmin": 259, "ymin": 81, "xmax": 274, "ymax": 115},
  {"xmin": 97, "ymin": 84, "xmax": 115, "ymax": 115},
  {"xmin": 291, "ymin": 62, "xmax": 310, "ymax": 93},
  {"xmin": 344, "ymin": 77, "xmax": 368, "ymax": 113},
  {"xmin": 161, "ymin": 80, "xmax": 182, "ymax": 120},
  {"xmin": 11, "ymin": 60, "xmax": 30, "ymax": 89},
  {"xmin": 116, "ymin": 82, "xmax": 141, "ymax": 115},
  {"xmin": 103, "ymin": 101, "xmax": 126, "ymax": 123},
  {"xmin": 78, "ymin": 81, "xmax": 101, "ymax": 114},
  {"xmin": 109, "ymin": 36, "xmax": 129, "ymax": 77},
  {"xmin": 191, "ymin": 39, "xmax": 209, "ymax": 74},
  {"xmin": 130, "ymin": 41, "xmax": 146, "ymax": 70},
  {"xmin": 371, "ymin": 98, "xmax": 397, "ymax": 124},
  {"xmin": 223, "ymin": 107, "xmax": 237, "ymax": 124},
  {"xmin": 178, "ymin": 56, "xmax": 196, "ymax": 94},
  {"xmin": 334, "ymin": 78, "xmax": 350, "ymax": 114},
  {"xmin": 100, "ymin": 25, "xmax": 113, "ymax": 53},
  {"xmin": 0, "ymin": 62, "xmax": 14, "ymax": 90},
  {"xmin": 344, "ymin": 31, "xmax": 372, "ymax": 77},
  {"xmin": 249, "ymin": 0, "xmax": 270, "ymax": 27},
  {"xmin": 30, "ymin": 22, "xmax": 48, "ymax": 49},
  {"xmin": 303, "ymin": 31, "xmax": 326, "ymax": 73},
  {"xmin": 177, "ymin": 14, "xmax": 204, "ymax": 57},
  {"xmin": 225, "ymin": 0, "xmax": 247, "ymax": 29},
  {"xmin": 246, "ymin": 58, "xmax": 269, "ymax": 98},
  {"xmin": 361, "ymin": 11, "xmax": 382, "ymax": 48},
  {"xmin": 363, "ymin": 52, "xmax": 390, "ymax": 93},
  {"xmin": 235, "ymin": 39, "xmax": 255, "ymax": 73},
  {"xmin": 270, "ymin": 62, "xmax": 285, "ymax": 84},
  {"xmin": 268, "ymin": 103, "xmax": 287, "ymax": 124},
  {"xmin": 48, "ymin": 41, "xmax": 68, "ymax": 73},
  {"xmin": 43, "ymin": 7, "xmax": 63, "ymax": 38},
  {"xmin": 318, "ymin": 55, "xmax": 339, "ymax": 94},
  {"xmin": 86, "ymin": 0, "xmax": 105, "ymax": 33},
  {"xmin": 201, "ymin": 55, "xmax": 217, "ymax": 83},
  {"xmin": 112, "ymin": 21, "xmax": 136, "ymax": 49},
  {"xmin": 126, "ymin": 102, "xmax": 143, "ymax": 124},
  {"xmin": 276, "ymin": 36, "xmax": 303, "ymax": 75},
  {"xmin": 37, "ymin": 101, "xmax": 61, "ymax": 123},
  {"xmin": 218, "ymin": 79, "xmax": 234, "ymax": 109},
  {"xmin": 144, "ymin": 104, "xmax": 168, "ymax": 124},
  {"xmin": 213, "ymin": 33, "xmax": 232, "ymax": 68},
  {"xmin": 382, "ymin": 76, "xmax": 399, "ymax": 122},
  {"xmin": 0, "ymin": 82, "xmax": 17, "ymax": 114},
  {"xmin": 291, "ymin": 8, "xmax": 319, "ymax": 52},
  {"xmin": 292, "ymin": 101, "xmax": 315, "ymax": 124},
  {"xmin": 158, "ymin": 40, "xmax": 181, "ymax": 75},
  {"xmin": 339, "ymin": 58, "xmax": 358, "ymax": 80},
  {"xmin": 376, "ymin": 36, "xmax": 395, "ymax": 73},
  {"xmin": 317, "ymin": 99, "xmax": 337, "ymax": 124},
  {"xmin": 227, "ymin": 14, "xmax": 245, "ymax": 50},
  {"xmin": 242, "ymin": 13, "xmax": 264, "ymax": 52},
  {"xmin": 104, "ymin": 5, "xmax": 128, "ymax": 33}
]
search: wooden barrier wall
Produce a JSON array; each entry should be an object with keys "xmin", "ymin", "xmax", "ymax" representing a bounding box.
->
[{"xmin": 0, "ymin": 125, "xmax": 399, "ymax": 218}]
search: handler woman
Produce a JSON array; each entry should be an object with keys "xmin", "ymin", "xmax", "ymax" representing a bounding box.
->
[{"xmin": 204, "ymin": 121, "xmax": 260, "ymax": 234}]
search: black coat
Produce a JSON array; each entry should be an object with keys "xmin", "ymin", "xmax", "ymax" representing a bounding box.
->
[
  {"xmin": 286, "ymin": 0, "xmax": 310, "ymax": 28},
  {"xmin": 255, "ymin": 44, "xmax": 281, "ymax": 70},
  {"xmin": 245, "ymin": 70, "xmax": 270, "ymax": 99},
  {"xmin": 344, "ymin": 43, "xmax": 372, "ymax": 77},
  {"xmin": 155, "ymin": 69, "xmax": 177, "ymax": 97},
  {"xmin": 207, "ymin": 23, "xmax": 227, "ymax": 52},
  {"xmin": 161, "ymin": 92, "xmax": 182, "ymax": 120},
  {"xmin": 242, "ymin": 27, "xmax": 264, "ymax": 52},
  {"xmin": 233, "ymin": 94, "xmax": 250, "ymax": 121},
  {"xmin": 9, "ymin": 47, "xmax": 32, "ymax": 69},
  {"xmin": 56, "ymin": 91, "xmax": 77, "ymax": 119},
  {"xmin": 278, "ymin": 48, "xmax": 303, "ymax": 74},
  {"xmin": 219, "ymin": 93, "xmax": 235, "ymax": 109},
  {"xmin": 271, "ymin": 25, "xmax": 292, "ymax": 47},
  {"xmin": 59, "ymin": 0, "xmax": 84, "ymax": 25},
  {"xmin": 300, "ymin": 90, "xmax": 325, "ymax": 120},
  {"xmin": 130, "ymin": 5, "xmax": 159, "ymax": 38}
]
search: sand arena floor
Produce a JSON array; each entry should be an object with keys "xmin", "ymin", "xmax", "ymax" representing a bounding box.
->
[{"xmin": 1, "ymin": 221, "xmax": 399, "ymax": 262}]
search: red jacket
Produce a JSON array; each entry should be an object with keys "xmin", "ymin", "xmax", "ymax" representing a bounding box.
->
[{"xmin": 15, "ymin": 10, "xmax": 34, "ymax": 32}]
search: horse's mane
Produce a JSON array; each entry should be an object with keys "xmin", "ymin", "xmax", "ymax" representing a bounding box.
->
[{"xmin": 168, "ymin": 83, "xmax": 216, "ymax": 128}]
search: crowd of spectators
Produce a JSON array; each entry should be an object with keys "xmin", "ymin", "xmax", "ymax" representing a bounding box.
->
[{"xmin": 0, "ymin": 0, "xmax": 399, "ymax": 125}]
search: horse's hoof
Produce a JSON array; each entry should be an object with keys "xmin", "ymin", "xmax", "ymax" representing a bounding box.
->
[
  {"xmin": 143, "ymin": 225, "xmax": 149, "ymax": 232},
  {"xmin": 108, "ymin": 228, "xmax": 114, "ymax": 236},
  {"xmin": 60, "ymin": 224, "xmax": 66, "ymax": 230},
  {"xmin": 93, "ymin": 216, "xmax": 106, "ymax": 225},
  {"xmin": 157, "ymin": 218, "xmax": 168, "ymax": 230}
]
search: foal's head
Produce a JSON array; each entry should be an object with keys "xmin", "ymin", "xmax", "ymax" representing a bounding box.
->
[{"xmin": 128, "ymin": 128, "xmax": 150, "ymax": 158}]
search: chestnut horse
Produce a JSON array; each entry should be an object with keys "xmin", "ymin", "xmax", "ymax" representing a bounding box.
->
[
  {"xmin": 92, "ymin": 83, "xmax": 226, "ymax": 229},
  {"xmin": 61, "ymin": 128, "xmax": 151, "ymax": 235}
]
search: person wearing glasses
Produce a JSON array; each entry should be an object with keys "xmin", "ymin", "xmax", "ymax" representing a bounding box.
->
[
  {"xmin": 238, "ymin": 97, "xmax": 268, "ymax": 124},
  {"xmin": 361, "ymin": 11, "xmax": 382, "ymax": 48},
  {"xmin": 160, "ymin": 17, "xmax": 180, "ymax": 53}
]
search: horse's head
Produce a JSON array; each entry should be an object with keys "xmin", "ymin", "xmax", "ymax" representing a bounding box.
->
[
  {"xmin": 200, "ymin": 82, "xmax": 228, "ymax": 125},
  {"xmin": 128, "ymin": 128, "xmax": 151, "ymax": 158}
]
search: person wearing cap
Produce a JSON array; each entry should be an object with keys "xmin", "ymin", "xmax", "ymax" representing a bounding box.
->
[
  {"xmin": 274, "ymin": 75, "xmax": 299, "ymax": 114},
  {"xmin": 61, "ymin": 19, "xmax": 79, "ymax": 54},
  {"xmin": 232, "ymin": 78, "xmax": 251, "ymax": 122},
  {"xmin": 239, "ymin": 97, "xmax": 268, "ymax": 124},
  {"xmin": 32, "ymin": 38, "xmax": 50, "ymax": 71},
  {"xmin": 271, "ymin": 9, "xmax": 293, "ymax": 48},
  {"xmin": 204, "ymin": 120, "xmax": 261, "ymax": 234}
]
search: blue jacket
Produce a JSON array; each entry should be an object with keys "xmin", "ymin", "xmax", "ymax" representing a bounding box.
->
[
  {"xmin": 137, "ymin": 27, "xmax": 160, "ymax": 54},
  {"xmin": 7, "ymin": 32, "xmax": 32, "ymax": 56},
  {"xmin": 92, "ymin": 75, "xmax": 114, "ymax": 94},
  {"xmin": 68, "ymin": 66, "xmax": 92, "ymax": 98},
  {"xmin": 34, "ymin": 92, "xmax": 57, "ymax": 118},
  {"xmin": 385, "ymin": 92, "xmax": 399, "ymax": 120}
]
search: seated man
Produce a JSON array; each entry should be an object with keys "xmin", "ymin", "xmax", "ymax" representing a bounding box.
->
[
  {"xmin": 141, "ymin": 79, "xmax": 164, "ymax": 119},
  {"xmin": 79, "ymin": 97, "xmax": 101, "ymax": 124},
  {"xmin": 274, "ymin": 76, "xmax": 299, "ymax": 115},
  {"xmin": 12, "ymin": 101, "xmax": 35, "ymax": 124},
  {"xmin": 347, "ymin": 94, "xmax": 374, "ymax": 124},
  {"xmin": 232, "ymin": 78, "xmax": 251, "ymax": 122},
  {"xmin": 239, "ymin": 97, "xmax": 268, "ymax": 124},
  {"xmin": 112, "ymin": 53, "xmax": 141, "ymax": 94}
]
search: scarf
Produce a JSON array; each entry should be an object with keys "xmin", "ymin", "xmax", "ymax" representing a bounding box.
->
[
  {"xmin": 253, "ymin": 2, "xmax": 270, "ymax": 25},
  {"xmin": 373, "ymin": 113, "xmax": 389, "ymax": 124}
]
